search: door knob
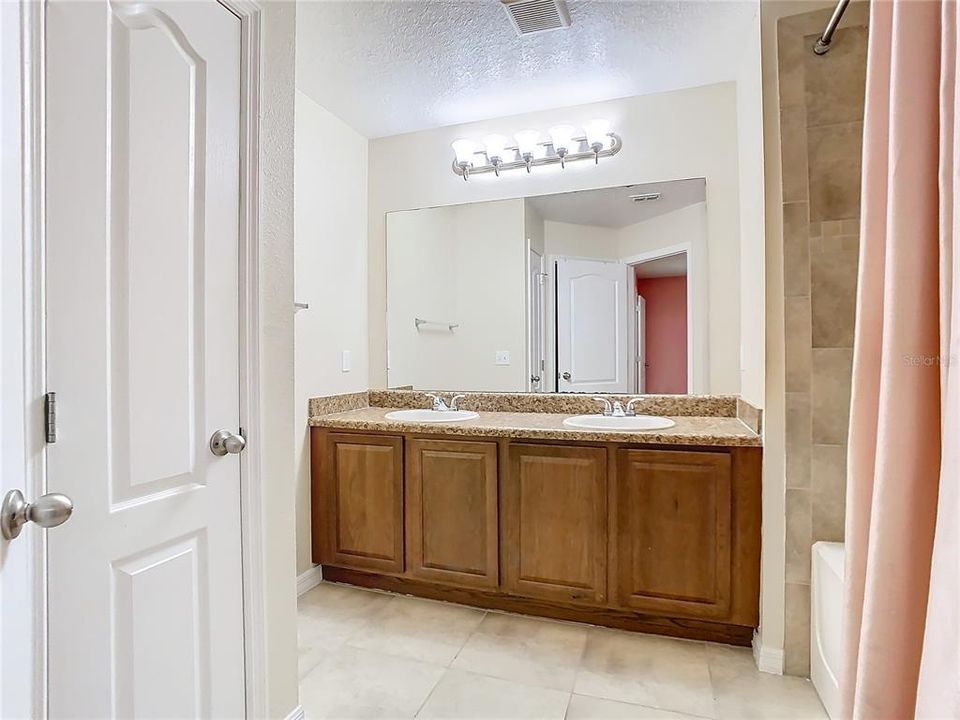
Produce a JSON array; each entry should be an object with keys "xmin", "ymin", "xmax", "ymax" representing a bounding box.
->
[
  {"xmin": 1, "ymin": 489, "xmax": 74, "ymax": 540},
  {"xmin": 209, "ymin": 429, "xmax": 246, "ymax": 456},
  {"xmin": 562, "ymin": 371, "xmax": 572, "ymax": 380},
  {"xmin": 531, "ymin": 375, "xmax": 541, "ymax": 383}
]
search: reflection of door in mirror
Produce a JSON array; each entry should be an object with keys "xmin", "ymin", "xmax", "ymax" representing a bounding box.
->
[
  {"xmin": 555, "ymin": 258, "xmax": 633, "ymax": 394},
  {"xmin": 637, "ymin": 295, "xmax": 647, "ymax": 393},
  {"xmin": 527, "ymin": 248, "xmax": 545, "ymax": 393}
]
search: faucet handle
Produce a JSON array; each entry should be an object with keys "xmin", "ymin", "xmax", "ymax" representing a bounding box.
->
[
  {"xmin": 449, "ymin": 394, "xmax": 466, "ymax": 411},
  {"xmin": 425, "ymin": 392, "xmax": 448, "ymax": 411},
  {"xmin": 625, "ymin": 397, "xmax": 644, "ymax": 416},
  {"xmin": 592, "ymin": 397, "xmax": 613, "ymax": 416}
]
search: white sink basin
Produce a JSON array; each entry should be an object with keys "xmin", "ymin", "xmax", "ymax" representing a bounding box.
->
[
  {"xmin": 562, "ymin": 414, "xmax": 676, "ymax": 431},
  {"xmin": 384, "ymin": 409, "xmax": 479, "ymax": 423}
]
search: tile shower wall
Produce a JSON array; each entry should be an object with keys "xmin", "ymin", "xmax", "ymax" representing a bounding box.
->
[{"xmin": 777, "ymin": 5, "xmax": 868, "ymax": 676}]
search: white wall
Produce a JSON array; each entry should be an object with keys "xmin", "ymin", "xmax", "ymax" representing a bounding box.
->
[
  {"xmin": 386, "ymin": 199, "xmax": 526, "ymax": 391},
  {"xmin": 258, "ymin": 3, "xmax": 300, "ymax": 714},
  {"xmin": 367, "ymin": 84, "xmax": 745, "ymax": 394},
  {"xmin": 543, "ymin": 220, "xmax": 620, "ymax": 260},
  {"xmin": 294, "ymin": 90, "xmax": 369, "ymax": 575}
]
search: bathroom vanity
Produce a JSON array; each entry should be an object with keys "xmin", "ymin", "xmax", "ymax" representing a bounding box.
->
[{"xmin": 310, "ymin": 392, "xmax": 762, "ymax": 646}]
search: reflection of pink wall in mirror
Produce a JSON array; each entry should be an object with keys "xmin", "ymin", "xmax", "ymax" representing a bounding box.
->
[{"xmin": 635, "ymin": 275, "xmax": 687, "ymax": 394}]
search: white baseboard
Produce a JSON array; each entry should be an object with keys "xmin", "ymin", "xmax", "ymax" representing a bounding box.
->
[
  {"xmin": 285, "ymin": 704, "xmax": 305, "ymax": 720},
  {"xmin": 297, "ymin": 566, "xmax": 322, "ymax": 596},
  {"xmin": 753, "ymin": 630, "xmax": 785, "ymax": 675}
]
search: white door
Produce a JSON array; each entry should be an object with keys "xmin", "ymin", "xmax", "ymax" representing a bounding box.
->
[
  {"xmin": 527, "ymin": 248, "xmax": 545, "ymax": 392},
  {"xmin": 45, "ymin": 2, "xmax": 245, "ymax": 717},
  {"xmin": 556, "ymin": 257, "xmax": 632, "ymax": 393},
  {"xmin": 637, "ymin": 295, "xmax": 647, "ymax": 393}
]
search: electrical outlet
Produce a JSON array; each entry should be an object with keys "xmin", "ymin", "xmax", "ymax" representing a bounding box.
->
[{"xmin": 495, "ymin": 350, "xmax": 511, "ymax": 366}]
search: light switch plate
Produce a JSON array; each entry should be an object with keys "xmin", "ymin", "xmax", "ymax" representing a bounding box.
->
[
  {"xmin": 341, "ymin": 350, "xmax": 351, "ymax": 372},
  {"xmin": 495, "ymin": 350, "xmax": 511, "ymax": 366}
]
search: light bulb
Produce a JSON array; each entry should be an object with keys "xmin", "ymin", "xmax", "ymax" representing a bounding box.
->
[
  {"xmin": 584, "ymin": 119, "xmax": 611, "ymax": 150},
  {"xmin": 514, "ymin": 130, "xmax": 540, "ymax": 158},
  {"xmin": 451, "ymin": 139, "xmax": 477, "ymax": 166},
  {"xmin": 483, "ymin": 134, "xmax": 509, "ymax": 163},
  {"xmin": 548, "ymin": 125, "xmax": 576, "ymax": 154}
]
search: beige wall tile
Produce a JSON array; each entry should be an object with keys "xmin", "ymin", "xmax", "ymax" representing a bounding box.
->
[
  {"xmin": 812, "ymin": 348, "xmax": 854, "ymax": 444},
  {"xmin": 812, "ymin": 444, "xmax": 847, "ymax": 543},
  {"xmin": 780, "ymin": 110, "xmax": 810, "ymax": 203},
  {"xmin": 804, "ymin": 26, "xmax": 868, "ymax": 127},
  {"xmin": 808, "ymin": 122, "xmax": 864, "ymax": 222},
  {"xmin": 785, "ymin": 489, "xmax": 813, "ymax": 584},
  {"xmin": 786, "ymin": 392, "xmax": 811, "ymax": 489},
  {"xmin": 777, "ymin": 23, "xmax": 805, "ymax": 110},
  {"xmin": 784, "ymin": 582, "xmax": 812, "ymax": 677},
  {"xmin": 785, "ymin": 297, "xmax": 812, "ymax": 393},
  {"xmin": 783, "ymin": 202, "xmax": 811, "ymax": 296},
  {"xmin": 811, "ymin": 248, "xmax": 859, "ymax": 348}
]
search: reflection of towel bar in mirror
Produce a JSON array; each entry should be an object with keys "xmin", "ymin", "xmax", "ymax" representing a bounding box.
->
[{"xmin": 415, "ymin": 318, "xmax": 459, "ymax": 332}]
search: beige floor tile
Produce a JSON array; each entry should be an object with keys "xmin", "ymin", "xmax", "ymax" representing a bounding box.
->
[
  {"xmin": 565, "ymin": 694, "xmax": 706, "ymax": 719},
  {"xmin": 706, "ymin": 645, "xmax": 827, "ymax": 720},
  {"xmin": 299, "ymin": 645, "xmax": 445, "ymax": 720},
  {"xmin": 451, "ymin": 612, "xmax": 588, "ymax": 691},
  {"xmin": 417, "ymin": 669, "xmax": 570, "ymax": 720},
  {"xmin": 574, "ymin": 629, "xmax": 715, "ymax": 719},
  {"xmin": 346, "ymin": 594, "xmax": 486, "ymax": 665},
  {"xmin": 298, "ymin": 583, "xmax": 395, "ymax": 678}
]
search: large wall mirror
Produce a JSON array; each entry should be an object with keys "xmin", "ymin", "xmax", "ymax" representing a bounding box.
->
[{"xmin": 386, "ymin": 179, "xmax": 737, "ymax": 395}]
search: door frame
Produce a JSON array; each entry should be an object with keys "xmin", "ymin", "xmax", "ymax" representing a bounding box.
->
[
  {"xmin": 622, "ymin": 241, "xmax": 704, "ymax": 394},
  {"xmin": 3, "ymin": 1, "xmax": 269, "ymax": 716}
]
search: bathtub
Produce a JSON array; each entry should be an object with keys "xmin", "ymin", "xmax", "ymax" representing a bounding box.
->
[{"xmin": 811, "ymin": 541, "xmax": 845, "ymax": 719}]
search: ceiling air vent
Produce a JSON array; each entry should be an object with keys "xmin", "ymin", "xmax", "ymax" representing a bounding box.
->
[
  {"xmin": 629, "ymin": 193, "xmax": 662, "ymax": 203},
  {"xmin": 501, "ymin": 0, "xmax": 571, "ymax": 36}
]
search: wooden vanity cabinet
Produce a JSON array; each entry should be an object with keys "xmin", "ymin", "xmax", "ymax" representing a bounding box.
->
[
  {"xmin": 405, "ymin": 438, "xmax": 499, "ymax": 588},
  {"xmin": 502, "ymin": 443, "xmax": 608, "ymax": 604},
  {"xmin": 312, "ymin": 432, "xmax": 404, "ymax": 573},
  {"xmin": 312, "ymin": 427, "xmax": 761, "ymax": 645}
]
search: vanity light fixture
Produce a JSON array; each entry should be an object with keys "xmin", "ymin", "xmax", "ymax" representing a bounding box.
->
[{"xmin": 450, "ymin": 120, "xmax": 622, "ymax": 180}]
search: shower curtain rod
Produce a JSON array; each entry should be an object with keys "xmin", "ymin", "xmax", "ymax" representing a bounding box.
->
[{"xmin": 814, "ymin": 0, "xmax": 851, "ymax": 55}]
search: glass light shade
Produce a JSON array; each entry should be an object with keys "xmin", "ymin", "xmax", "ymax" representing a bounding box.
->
[
  {"xmin": 548, "ymin": 124, "xmax": 577, "ymax": 153},
  {"xmin": 483, "ymin": 134, "xmax": 509, "ymax": 162},
  {"xmin": 451, "ymin": 139, "xmax": 477, "ymax": 165},
  {"xmin": 584, "ymin": 119, "xmax": 611, "ymax": 148},
  {"xmin": 514, "ymin": 130, "xmax": 541, "ymax": 158}
]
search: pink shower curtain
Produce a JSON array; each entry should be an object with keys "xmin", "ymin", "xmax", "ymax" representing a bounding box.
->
[{"xmin": 842, "ymin": 1, "xmax": 959, "ymax": 718}]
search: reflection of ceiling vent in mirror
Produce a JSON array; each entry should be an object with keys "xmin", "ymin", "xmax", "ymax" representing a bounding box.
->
[
  {"xmin": 501, "ymin": 0, "xmax": 571, "ymax": 36},
  {"xmin": 629, "ymin": 193, "xmax": 662, "ymax": 202}
]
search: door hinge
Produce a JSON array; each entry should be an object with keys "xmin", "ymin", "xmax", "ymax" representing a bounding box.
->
[{"xmin": 44, "ymin": 391, "xmax": 57, "ymax": 443}]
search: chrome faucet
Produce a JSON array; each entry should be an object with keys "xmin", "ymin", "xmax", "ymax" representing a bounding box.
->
[
  {"xmin": 625, "ymin": 398, "xmax": 645, "ymax": 416},
  {"xmin": 425, "ymin": 393, "xmax": 467, "ymax": 412},
  {"xmin": 593, "ymin": 397, "xmax": 626, "ymax": 417},
  {"xmin": 425, "ymin": 393, "xmax": 450, "ymax": 412}
]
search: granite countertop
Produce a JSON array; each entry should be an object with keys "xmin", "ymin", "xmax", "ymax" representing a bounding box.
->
[{"xmin": 308, "ymin": 406, "xmax": 761, "ymax": 447}]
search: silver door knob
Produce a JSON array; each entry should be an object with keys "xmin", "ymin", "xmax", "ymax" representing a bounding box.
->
[
  {"xmin": 562, "ymin": 371, "xmax": 572, "ymax": 380},
  {"xmin": 1, "ymin": 489, "xmax": 74, "ymax": 540},
  {"xmin": 209, "ymin": 429, "xmax": 246, "ymax": 456},
  {"xmin": 531, "ymin": 375, "xmax": 541, "ymax": 383}
]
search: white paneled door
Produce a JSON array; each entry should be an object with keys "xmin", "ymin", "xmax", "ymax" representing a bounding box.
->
[
  {"xmin": 45, "ymin": 2, "xmax": 245, "ymax": 717},
  {"xmin": 556, "ymin": 257, "xmax": 632, "ymax": 394}
]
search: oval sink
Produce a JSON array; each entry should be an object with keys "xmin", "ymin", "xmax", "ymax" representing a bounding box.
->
[
  {"xmin": 562, "ymin": 414, "xmax": 676, "ymax": 431},
  {"xmin": 384, "ymin": 409, "xmax": 479, "ymax": 423}
]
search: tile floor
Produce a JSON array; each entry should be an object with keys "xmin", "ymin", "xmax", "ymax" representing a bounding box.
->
[{"xmin": 298, "ymin": 582, "xmax": 828, "ymax": 720}]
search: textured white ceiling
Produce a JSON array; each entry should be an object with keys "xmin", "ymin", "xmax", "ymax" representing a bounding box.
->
[
  {"xmin": 528, "ymin": 178, "xmax": 705, "ymax": 228},
  {"xmin": 295, "ymin": 0, "xmax": 758, "ymax": 138},
  {"xmin": 635, "ymin": 253, "xmax": 687, "ymax": 278}
]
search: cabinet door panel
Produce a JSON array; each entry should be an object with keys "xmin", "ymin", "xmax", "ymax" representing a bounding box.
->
[
  {"xmin": 617, "ymin": 449, "xmax": 731, "ymax": 619},
  {"xmin": 320, "ymin": 433, "xmax": 404, "ymax": 573},
  {"xmin": 406, "ymin": 439, "xmax": 498, "ymax": 587},
  {"xmin": 504, "ymin": 444, "xmax": 607, "ymax": 603}
]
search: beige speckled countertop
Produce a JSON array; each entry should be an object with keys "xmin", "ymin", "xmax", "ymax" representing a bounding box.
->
[{"xmin": 308, "ymin": 406, "xmax": 761, "ymax": 447}]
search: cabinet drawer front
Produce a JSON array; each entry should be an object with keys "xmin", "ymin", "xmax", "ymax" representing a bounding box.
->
[
  {"xmin": 617, "ymin": 449, "xmax": 732, "ymax": 619},
  {"xmin": 406, "ymin": 439, "xmax": 498, "ymax": 588},
  {"xmin": 504, "ymin": 444, "xmax": 607, "ymax": 603},
  {"xmin": 322, "ymin": 433, "xmax": 404, "ymax": 573}
]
